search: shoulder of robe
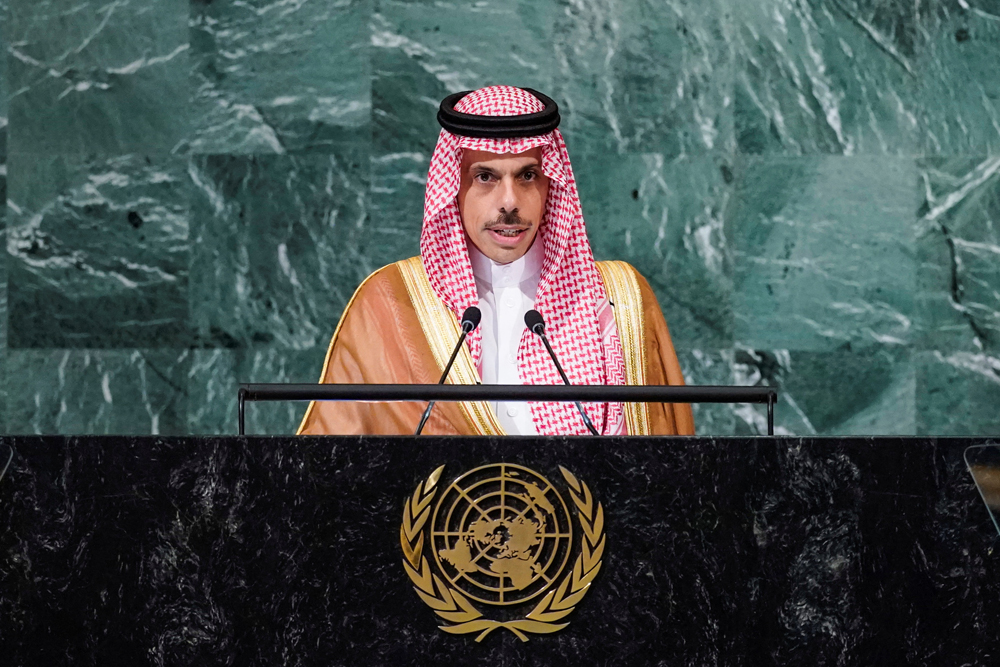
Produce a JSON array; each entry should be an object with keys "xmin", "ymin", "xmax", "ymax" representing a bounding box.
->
[
  {"xmin": 355, "ymin": 261, "xmax": 400, "ymax": 297},
  {"xmin": 634, "ymin": 270, "xmax": 662, "ymax": 308},
  {"xmin": 340, "ymin": 261, "xmax": 412, "ymax": 315},
  {"xmin": 320, "ymin": 262, "xmax": 409, "ymax": 355}
]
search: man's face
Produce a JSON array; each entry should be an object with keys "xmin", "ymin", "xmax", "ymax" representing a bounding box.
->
[{"xmin": 457, "ymin": 148, "xmax": 549, "ymax": 264}]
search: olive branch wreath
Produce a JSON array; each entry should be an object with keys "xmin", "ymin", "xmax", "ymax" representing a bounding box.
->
[{"xmin": 400, "ymin": 465, "xmax": 604, "ymax": 642}]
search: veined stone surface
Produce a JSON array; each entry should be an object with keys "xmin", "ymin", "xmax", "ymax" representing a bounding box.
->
[
  {"xmin": 188, "ymin": 150, "xmax": 370, "ymax": 350},
  {"xmin": 372, "ymin": 0, "xmax": 556, "ymax": 157},
  {"xmin": 6, "ymin": 153, "xmax": 190, "ymax": 348},
  {"xmin": 1, "ymin": 0, "xmax": 999, "ymax": 435},
  {"xmin": 917, "ymin": 350, "xmax": 1000, "ymax": 435},
  {"xmin": 733, "ymin": 0, "xmax": 921, "ymax": 155},
  {"xmin": 7, "ymin": 0, "xmax": 189, "ymax": 156},
  {"xmin": 918, "ymin": 2, "xmax": 1000, "ymax": 155},
  {"xmin": 551, "ymin": 0, "xmax": 734, "ymax": 157},
  {"xmin": 188, "ymin": 347, "xmax": 322, "ymax": 435},
  {"xmin": 1, "ymin": 0, "xmax": 8, "ymax": 433},
  {"xmin": 917, "ymin": 156, "xmax": 1000, "ymax": 354},
  {"xmin": 5, "ymin": 349, "xmax": 189, "ymax": 435},
  {"xmin": 578, "ymin": 152, "xmax": 733, "ymax": 348},
  {"xmin": 731, "ymin": 155, "xmax": 916, "ymax": 351},
  {"xmin": 189, "ymin": 0, "xmax": 371, "ymax": 155}
]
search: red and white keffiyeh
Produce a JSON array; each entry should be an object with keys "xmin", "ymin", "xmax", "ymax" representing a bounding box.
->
[{"xmin": 420, "ymin": 85, "xmax": 627, "ymax": 435}]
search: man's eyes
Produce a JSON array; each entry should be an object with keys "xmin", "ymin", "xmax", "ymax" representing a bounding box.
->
[{"xmin": 472, "ymin": 170, "xmax": 539, "ymax": 183}]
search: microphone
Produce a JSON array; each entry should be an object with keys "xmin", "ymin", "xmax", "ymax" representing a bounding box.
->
[
  {"xmin": 415, "ymin": 306, "xmax": 482, "ymax": 435},
  {"xmin": 524, "ymin": 310, "xmax": 601, "ymax": 436}
]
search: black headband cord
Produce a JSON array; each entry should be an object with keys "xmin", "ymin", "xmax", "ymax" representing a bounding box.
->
[{"xmin": 437, "ymin": 88, "xmax": 561, "ymax": 139}]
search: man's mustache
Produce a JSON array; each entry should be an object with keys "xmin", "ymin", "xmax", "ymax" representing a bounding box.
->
[{"xmin": 484, "ymin": 210, "xmax": 531, "ymax": 229}]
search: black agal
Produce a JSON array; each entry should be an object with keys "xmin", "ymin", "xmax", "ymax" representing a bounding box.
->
[{"xmin": 437, "ymin": 88, "xmax": 561, "ymax": 138}]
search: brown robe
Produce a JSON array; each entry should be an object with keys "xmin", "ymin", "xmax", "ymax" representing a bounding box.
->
[{"xmin": 297, "ymin": 261, "xmax": 695, "ymax": 436}]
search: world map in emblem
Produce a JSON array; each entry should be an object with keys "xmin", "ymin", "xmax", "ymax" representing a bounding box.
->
[{"xmin": 431, "ymin": 463, "xmax": 573, "ymax": 606}]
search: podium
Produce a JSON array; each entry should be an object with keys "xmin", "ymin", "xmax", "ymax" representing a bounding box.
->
[{"xmin": 1, "ymin": 434, "xmax": 998, "ymax": 664}]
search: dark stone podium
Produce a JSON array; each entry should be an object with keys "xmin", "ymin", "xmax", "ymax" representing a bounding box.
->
[{"xmin": 1, "ymin": 435, "xmax": 997, "ymax": 665}]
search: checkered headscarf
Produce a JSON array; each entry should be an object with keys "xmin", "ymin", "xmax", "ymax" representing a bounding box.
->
[{"xmin": 420, "ymin": 85, "xmax": 626, "ymax": 435}]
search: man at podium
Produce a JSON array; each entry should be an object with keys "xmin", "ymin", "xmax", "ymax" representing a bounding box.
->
[{"xmin": 298, "ymin": 86, "xmax": 693, "ymax": 437}]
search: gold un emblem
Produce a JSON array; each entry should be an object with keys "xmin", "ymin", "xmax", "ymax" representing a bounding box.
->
[{"xmin": 400, "ymin": 463, "xmax": 605, "ymax": 641}]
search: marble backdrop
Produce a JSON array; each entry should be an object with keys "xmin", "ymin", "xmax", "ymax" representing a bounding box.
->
[{"xmin": 0, "ymin": 0, "xmax": 998, "ymax": 436}]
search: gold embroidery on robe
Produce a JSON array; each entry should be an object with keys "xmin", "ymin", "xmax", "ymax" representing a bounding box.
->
[
  {"xmin": 395, "ymin": 257, "xmax": 506, "ymax": 436},
  {"xmin": 595, "ymin": 260, "xmax": 651, "ymax": 436}
]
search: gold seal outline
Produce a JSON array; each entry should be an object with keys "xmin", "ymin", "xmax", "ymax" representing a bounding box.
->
[{"xmin": 400, "ymin": 465, "xmax": 605, "ymax": 642}]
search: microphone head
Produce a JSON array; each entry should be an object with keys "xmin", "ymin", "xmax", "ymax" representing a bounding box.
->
[
  {"xmin": 524, "ymin": 309, "xmax": 545, "ymax": 334},
  {"xmin": 461, "ymin": 306, "xmax": 482, "ymax": 332}
]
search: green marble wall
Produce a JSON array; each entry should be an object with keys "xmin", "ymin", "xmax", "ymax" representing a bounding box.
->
[{"xmin": 1, "ymin": 0, "xmax": 997, "ymax": 436}]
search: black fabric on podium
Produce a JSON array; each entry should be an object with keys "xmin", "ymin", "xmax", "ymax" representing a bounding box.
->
[{"xmin": 1, "ymin": 435, "xmax": 997, "ymax": 665}]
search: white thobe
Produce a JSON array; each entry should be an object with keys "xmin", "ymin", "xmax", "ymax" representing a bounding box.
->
[{"xmin": 467, "ymin": 238, "xmax": 545, "ymax": 436}]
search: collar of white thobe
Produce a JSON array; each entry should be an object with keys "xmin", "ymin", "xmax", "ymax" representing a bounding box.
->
[{"xmin": 467, "ymin": 233, "xmax": 544, "ymax": 289}]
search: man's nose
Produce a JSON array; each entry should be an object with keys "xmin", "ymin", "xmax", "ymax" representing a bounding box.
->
[{"xmin": 497, "ymin": 176, "xmax": 518, "ymax": 211}]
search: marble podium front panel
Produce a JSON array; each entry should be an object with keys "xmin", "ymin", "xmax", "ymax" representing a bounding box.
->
[{"xmin": 1, "ymin": 435, "xmax": 997, "ymax": 664}]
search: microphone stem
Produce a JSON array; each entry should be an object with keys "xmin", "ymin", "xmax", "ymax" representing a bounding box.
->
[
  {"xmin": 535, "ymin": 330, "xmax": 601, "ymax": 437},
  {"xmin": 536, "ymin": 330, "xmax": 571, "ymax": 386},
  {"xmin": 441, "ymin": 330, "xmax": 469, "ymax": 384},
  {"xmin": 415, "ymin": 329, "xmax": 468, "ymax": 435}
]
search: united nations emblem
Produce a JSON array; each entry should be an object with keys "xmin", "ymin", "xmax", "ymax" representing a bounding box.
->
[{"xmin": 400, "ymin": 463, "xmax": 604, "ymax": 641}]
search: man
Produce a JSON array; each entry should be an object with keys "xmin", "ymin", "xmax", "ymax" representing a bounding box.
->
[{"xmin": 298, "ymin": 86, "xmax": 693, "ymax": 436}]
